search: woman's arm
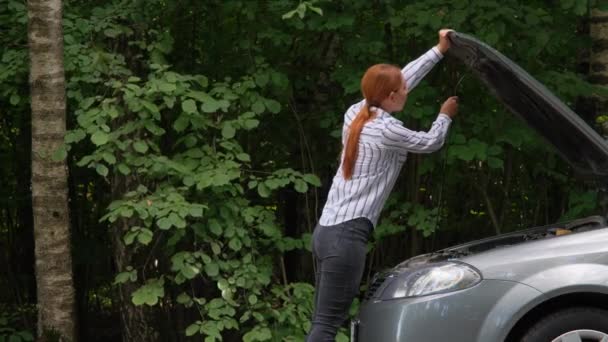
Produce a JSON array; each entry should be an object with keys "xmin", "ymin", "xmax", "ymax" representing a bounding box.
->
[
  {"xmin": 380, "ymin": 96, "xmax": 458, "ymax": 153},
  {"xmin": 380, "ymin": 114, "xmax": 452, "ymax": 153},
  {"xmin": 402, "ymin": 29, "xmax": 453, "ymax": 92},
  {"xmin": 401, "ymin": 47, "xmax": 443, "ymax": 91}
]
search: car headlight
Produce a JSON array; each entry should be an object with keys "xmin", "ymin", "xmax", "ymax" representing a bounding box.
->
[{"xmin": 381, "ymin": 262, "xmax": 482, "ymax": 300}]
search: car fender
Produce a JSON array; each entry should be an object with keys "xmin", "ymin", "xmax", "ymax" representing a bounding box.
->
[
  {"xmin": 475, "ymin": 280, "xmax": 546, "ymax": 342},
  {"xmin": 517, "ymin": 263, "xmax": 608, "ymax": 295},
  {"xmin": 477, "ymin": 263, "xmax": 608, "ymax": 341}
]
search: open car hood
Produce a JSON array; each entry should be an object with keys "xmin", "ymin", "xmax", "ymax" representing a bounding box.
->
[{"xmin": 447, "ymin": 31, "xmax": 608, "ymax": 177}]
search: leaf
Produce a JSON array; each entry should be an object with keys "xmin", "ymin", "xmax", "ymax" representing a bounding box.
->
[
  {"xmin": 487, "ymin": 146, "xmax": 502, "ymax": 156},
  {"xmin": 252, "ymin": 100, "xmax": 265, "ymax": 114},
  {"xmin": 265, "ymin": 99, "xmax": 281, "ymax": 114},
  {"xmin": 258, "ymin": 222, "xmax": 279, "ymax": 238},
  {"xmin": 189, "ymin": 206, "xmax": 203, "ymax": 217},
  {"xmin": 282, "ymin": 9, "xmax": 297, "ymax": 19},
  {"xmin": 176, "ymin": 293, "xmax": 192, "ymax": 305},
  {"xmin": 303, "ymin": 174, "xmax": 321, "ymax": 186},
  {"xmin": 102, "ymin": 152, "xmax": 116, "ymax": 164},
  {"xmin": 9, "ymin": 93, "xmax": 20, "ymax": 105},
  {"xmin": 185, "ymin": 323, "xmax": 200, "ymax": 337},
  {"xmin": 164, "ymin": 75, "xmax": 179, "ymax": 87},
  {"xmin": 205, "ymin": 263, "xmax": 219, "ymax": 277},
  {"xmin": 243, "ymin": 119, "xmax": 259, "ymax": 129},
  {"xmin": 211, "ymin": 243, "xmax": 221, "ymax": 255},
  {"xmin": 123, "ymin": 229, "xmax": 138, "ymax": 245},
  {"xmin": 449, "ymin": 145, "xmax": 475, "ymax": 161},
  {"xmin": 121, "ymin": 208, "xmax": 134, "ymax": 218},
  {"xmin": 307, "ymin": 4, "xmax": 323, "ymax": 16},
  {"xmin": 133, "ymin": 141, "xmax": 149, "ymax": 153},
  {"xmin": 213, "ymin": 172, "xmax": 231, "ymax": 186},
  {"xmin": 236, "ymin": 153, "xmax": 250, "ymax": 162},
  {"xmin": 181, "ymin": 264, "xmax": 200, "ymax": 279},
  {"xmin": 65, "ymin": 129, "xmax": 86, "ymax": 143},
  {"xmin": 525, "ymin": 13, "xmax": 539, "ymax": 26},
  {"xmin": 183, "ymin": 176, "xmax": 195, "ymax": 187},
  {"xmin": 296, "ymin": 3, "xmax": 307, "ymax": 18},
  {"xmin": 80, "ymin": 97, "xmax": 96, "ymax": 110},
  {"xmin": 174, "ymin": 115, "xmax": 190, "ymax": 132},
  {"xmin": 118, "ymin": 163, "xmax": 131, "ymax": 175},
  {"xmin": 255, "ymin": 73, "xmax": 269, "ymax": 87},
  {"xmin": 158, "ymin": 82, "xmax": 176, "ymax": 92},
  {"xmin": 488, "ymin": 157, "xmax": 504, "ymax": 169},
  {"xmin": 201, "ymin": 98, "xmax": 221, "ymax": 113},
  {"xmin": 114, "ymin": 271, "xmax": 132, "ymax": 284},
  {"xmin": 248, "ymin": 294, "xmax": 258, "ymax": 305},
  {"xmin": 131, "ymin": 279, "xmax": 165, "ymax": 306},
  {"xmin": 142, "ymin": 101, "xmax": 159, "ymax": 115},
  {"xmin": 217, "ymin": 278, "xmax": 229, "ymax": 290},
  {"xmin": 236, "ymin": 277, "xmax": 246, "ymax": 287},
  {"xmin": 222, "ymin": 123, "xmax": 236, "ymax": 139},
  {"xmin": 182, "ymin": 99, "xmax": 197, "ymax": 114},
  {"xmin": 228, "ymin": 237, "xmax": 242, "ymax": 251},
  {"xmin": 17, "ymin": 331, "xmax": 34, "ymax": 342},
  {"xmin": 96, "ymin": 164, "xmax": 109, "ymax": 177},
  {"xmin": 574, "ymin": 0, "xmax": 587, "ymax": 15},
  {"xmin": 157, "ymin": 217, "xmax": 172, "ymax": 230},
  {"xmin": 104, "ymin": 28, "xmax": 121, "ymax": 38},
  {"xmin": 51, "ymin": 145, "xmax": 68, "ymax": 162},
  {"xmin": 451, "ymin": 134, "xmax": 466, "ymax": 144},
  {"xmin": 265, "ymin": 179, "xmax": 280, "ymax": 190},
  {"xmin": 164, "ymin": 96, "xmax": 176, "ymax": 108},
  {"xmin": 91, "ymin": 131, "xmax": 109, "ymax": 146},
  {"xmin": 294, "ymin": 179, "xmax": 308, "ymax": 193},
  {"xmin": 486, "ymin": 32, "xmax": 499, "ymax": 46},
  {"xmin": 257, "ymin": 183, "xmax": 271, "ymax": 198},
  {"xmin": 169, "ymin": 212, "xmax": 186, "ymax": 229},
  {"xmin": 137, "ymin": 228, "xmax": 154, "ymax": 245},
  {"xmin": 560, "ymin": 0, "xmax": 575, "ymax": 10},
  {"xmin": 209, "ymin": 219, "xmax": 222, "ymax": 236},
  {"xmin": 336, "ymin": 332, "xmax": 349, "ymax": 342}
]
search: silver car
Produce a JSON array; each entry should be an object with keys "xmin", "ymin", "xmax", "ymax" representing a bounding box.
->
[{"xmin": 352, "ymin": 32, "xmax": 608, "ymax": 342}]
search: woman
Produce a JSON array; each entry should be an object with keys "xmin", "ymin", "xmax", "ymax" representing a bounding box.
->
[{"xmin": 307, "ymin": 29, "xmax": 458, "ymax": 341}]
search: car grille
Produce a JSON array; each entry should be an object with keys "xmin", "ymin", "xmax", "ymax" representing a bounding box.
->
[{"xmin": 364, "ymin": 272, "xmax": 389, "ymax": 300}]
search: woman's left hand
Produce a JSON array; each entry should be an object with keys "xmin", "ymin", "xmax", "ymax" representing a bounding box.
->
[{"xmin": 437, "ymin": 29, "xmax": 454, "ymax": 54}]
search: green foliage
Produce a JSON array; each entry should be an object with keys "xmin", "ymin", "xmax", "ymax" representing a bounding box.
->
[
  {"xmin": 561, "ymin": 190, "xmax": 599, "ymax": 221},
  {"xmin": 55, "ymin": 2, "xmax": 322, "ymax": 339},
  {"xmin": 0, "ymin": 312, "xmax": 34, "ymax": 342},
  {"xmin": 2, "ymin": 0, "xmax": 605, "ymax": 340},
  {"xmin": 282, "ymin": 1, "xmax": 324, "ymax": 20},
  {"xmin": 132, "ymin": 278, "xmax": 165, "ymax": 306},
  {"xmin": 59, "ymin": 0, "xmax": 608, "ymax": 338}
]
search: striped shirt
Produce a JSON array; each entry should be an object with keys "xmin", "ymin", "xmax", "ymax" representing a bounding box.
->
[{"xmin": 319, "ymin": 47, "xmax": 452, "ymax": 228}]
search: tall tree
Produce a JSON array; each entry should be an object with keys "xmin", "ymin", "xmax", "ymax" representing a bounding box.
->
[
  {"xmin": 27, "ymin": 0, "xmax": 76, "ymax": 340},
  {"xmin": 590, "ymin": 7, "xmax": 608, "ymax": 136}
]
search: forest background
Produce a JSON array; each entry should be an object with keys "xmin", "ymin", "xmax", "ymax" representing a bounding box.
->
[{"xmin": 3, "ymin": 0, "xmax": 608, "ymax": 341}]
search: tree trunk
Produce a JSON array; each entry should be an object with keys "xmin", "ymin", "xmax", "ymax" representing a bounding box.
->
[
  {"xmin": 590, "ymin": 8, "xmax": 608, "ymax": 136},
  {"xmin": 110, "ymin": 161, "xmax": 159, "ymax": 341},
  {"xmin": 27, "ymin": 0, "xmax": 76, "ymax": 340}
]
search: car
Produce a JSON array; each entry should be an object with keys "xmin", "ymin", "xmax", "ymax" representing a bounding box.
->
[{"xmin": 351, "ymin": 31, "xmax": 608, "ymax": 342}]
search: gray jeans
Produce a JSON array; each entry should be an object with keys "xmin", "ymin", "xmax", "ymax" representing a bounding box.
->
[{"xmin": 306, "ymin": 217, "xmax": 373, "ymax": 342}]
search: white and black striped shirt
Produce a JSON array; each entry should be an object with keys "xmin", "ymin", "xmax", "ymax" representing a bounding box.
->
[{"xmin": 319, "ymin": 47, "xmax": 452, "ymax": 227}]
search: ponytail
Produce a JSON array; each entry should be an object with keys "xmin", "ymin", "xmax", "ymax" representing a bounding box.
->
[
  {"xmin": 342, "ymin": 63, "xmax": 402, "ymax": 180},
  {"xmin": 342, "ymin": 103, "xmax": 374, "ymax": 180}
]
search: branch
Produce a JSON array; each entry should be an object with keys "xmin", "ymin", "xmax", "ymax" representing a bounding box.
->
[{"xmin": 473, "ymin": 177, "xmax": 501, "ymax": 235}]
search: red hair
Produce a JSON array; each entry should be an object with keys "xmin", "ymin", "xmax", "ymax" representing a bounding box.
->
[{"xmin": 342, "ymin": 64, "xmax": 403, "ymax": 179}]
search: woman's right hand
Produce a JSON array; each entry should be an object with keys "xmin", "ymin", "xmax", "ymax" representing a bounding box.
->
[
  {"xmin": 437, "ymin": 29, "xmax": 454, "ymax": 54},
  {"xmin": 440, "ymin": 96, "xmax": 459, "ymax": 118}
]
